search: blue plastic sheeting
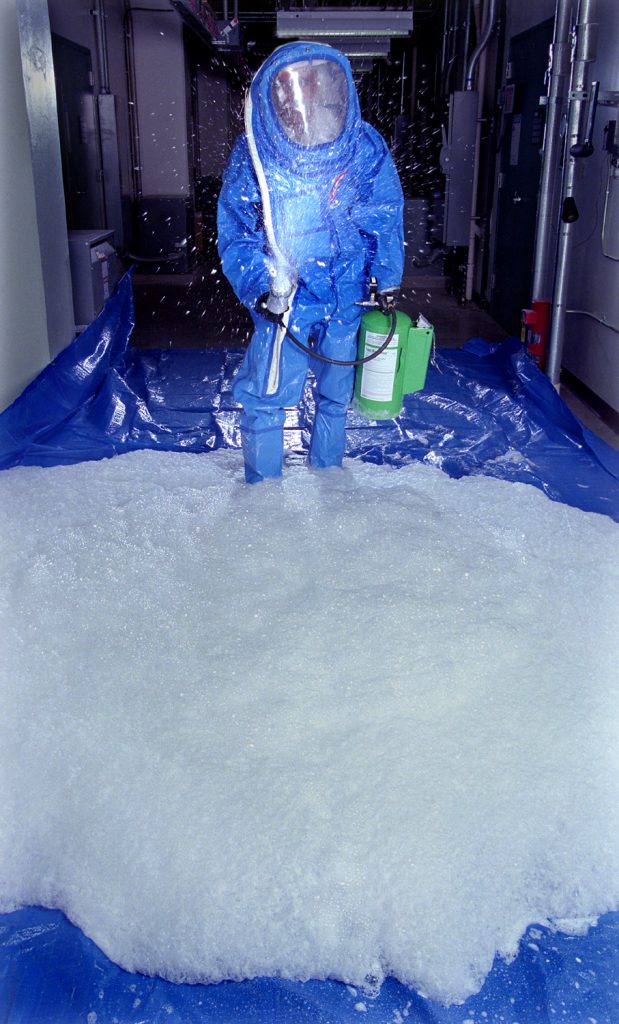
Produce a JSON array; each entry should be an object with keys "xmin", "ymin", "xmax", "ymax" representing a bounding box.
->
[
  {"xmin": 0, "ymin": 272, "xmax": 617, "ymax": 520},
  {"xmin": 1, "ymin": 273, "xmax": 619, "ymax": 1022},
  {"xmin": 2, "ymin": 907, "xmax": 619, "ymax": 1024}
]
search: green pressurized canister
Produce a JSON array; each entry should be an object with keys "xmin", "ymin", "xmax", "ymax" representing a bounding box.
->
[{"xmin": 353, "ymin": 309, "xmax": 433, "ymax": 420}]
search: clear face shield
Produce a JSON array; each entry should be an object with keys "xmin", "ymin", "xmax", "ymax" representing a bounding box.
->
[{"xmin": 271, "ymin": 59, "xmax": 348, "ymax": 147}]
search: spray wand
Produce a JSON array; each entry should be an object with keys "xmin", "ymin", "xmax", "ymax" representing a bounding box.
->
[{"xmin": 256, "ymin": 278, "xmax": 398, "ymax": 367}]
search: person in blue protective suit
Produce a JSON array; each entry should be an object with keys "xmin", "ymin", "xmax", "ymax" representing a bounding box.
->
[{"xmin": 217, "ymin": 41, "xmax": 404, "ymax": 483}]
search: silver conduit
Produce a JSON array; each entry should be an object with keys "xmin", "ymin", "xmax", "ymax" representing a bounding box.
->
[
  {"xmin": 465, "ymin": 0, "xmax": 498, "ymax": 91},
  {"xmin": 461, "ymin": 0, "xmax": 474, "ymax": 91},
  {"xmin": 567, "ymin": 309, "xmax": 619, "ymax": 334}
]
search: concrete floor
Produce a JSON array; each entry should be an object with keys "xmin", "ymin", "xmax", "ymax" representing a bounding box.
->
[
  {"xmin": 558, "ymin": 384, "xmax": 619, "ymax": 451},
  {"xmin": 130, "ymin": 264, "xmax": 619, "ymax": 451},
  {"xmin": 399, "ymin": 275, "xmax": 509, "ymax": 349},
  {"xmin": 131, "ymin": 264, "xmax": 252, "ymax": 350},
  {"xmin": 130, "ymin": 267, "xmax": 509, "ymax": 351}
]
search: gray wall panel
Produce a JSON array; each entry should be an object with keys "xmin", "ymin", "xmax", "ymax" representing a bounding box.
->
[
  {"xmin": 130, "ymin": 3, "xmax": 190, "ymax": 196},
  {"xmin": 0, "ymin": 0, "xmax": 50, "ymax": 410}
]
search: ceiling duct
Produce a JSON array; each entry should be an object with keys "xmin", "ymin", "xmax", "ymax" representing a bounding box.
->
[
  {"xmin": 276, "ymin": 9, "xmax": 413, "ymax": 38},
  {"xmin": 297, "ymin": 35, "xmax": 391, "ymax": 59},
  {"xmin": 276, "ymin": 7, "xmax": 413, "ymax": 62}
]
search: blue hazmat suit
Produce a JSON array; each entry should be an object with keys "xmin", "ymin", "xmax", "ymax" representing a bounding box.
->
[{"xmin": 217, "ymin": 41, "xmax": 404, "ymax": 482}]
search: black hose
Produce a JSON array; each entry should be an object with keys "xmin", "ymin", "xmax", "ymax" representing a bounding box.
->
[{"xmin": 277, "ymin": 308, "xmax": 398, "ymax": 367}]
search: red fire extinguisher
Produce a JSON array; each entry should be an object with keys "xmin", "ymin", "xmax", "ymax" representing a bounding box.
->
[{"xmin": 522, "ymin": 299, "xmax": 551, "ymax": 370}]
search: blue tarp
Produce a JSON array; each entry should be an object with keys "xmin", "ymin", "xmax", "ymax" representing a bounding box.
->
[
  {"xmin": 1, "ymin": 272, "xmax": 617, "ymax": 518},
  {"xmin": 2, "ymin": 906, "xmax": 618, "ymax": 1024},
  {"xmin": 1, "ymin": 272, "xmax": 618, "ymax": 1023}
]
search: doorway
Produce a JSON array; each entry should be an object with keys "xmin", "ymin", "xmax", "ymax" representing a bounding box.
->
[
  {"xmin": 51, "ymin": 33, "xmax": 104, "ymax": 230},
  {"xmin": 491, "ymin": 19, "xmax": 554, "ymax": 336}
]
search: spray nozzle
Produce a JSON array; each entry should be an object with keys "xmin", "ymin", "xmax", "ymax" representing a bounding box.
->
[{"xmin": 268, "ymin": 260, "xmax": 297, "ymax": 298}]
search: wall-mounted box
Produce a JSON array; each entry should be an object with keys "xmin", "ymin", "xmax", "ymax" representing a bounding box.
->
[{"xmin": 68, "ymin": 229, "xmax": 121, "ymax": 330}]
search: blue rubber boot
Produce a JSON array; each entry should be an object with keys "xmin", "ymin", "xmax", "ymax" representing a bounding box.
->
[{"xmin": 238, "ymin": 407, "xmax": 285, "ymax": 483}]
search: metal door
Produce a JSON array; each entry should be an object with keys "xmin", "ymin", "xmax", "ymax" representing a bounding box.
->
[
  {"xmin": 490, "ymin": 19, "xmax": 554, "ymax": 335},
  {"xmin": 52, "ymin": 34, "xmax": 104, "ymax": 230}
]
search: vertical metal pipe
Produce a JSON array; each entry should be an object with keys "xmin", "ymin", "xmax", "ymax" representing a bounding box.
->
[
  {"xmin": 531, "ymin": 0, "xmax": 573, "ymax": 300},
  {"xmin": 464, "ymin": 57, "xmax": 486, "ymax": 301},
  {"xmin": 546, "ymin": 0, "xmax": 598, "ymax": 386},
  {"xmin": 123, "ymin": 2, "xmax": 142, "ymax": 198},
  {"xmin": 441, "ymin": 0, "xmax": 453, "ymax": 92},
  {"xmin": 464, "ymin": 0, "xmax": 498, "ymax": 301},
  {"xmin": 93, "ymin": 0, "xmax": 111, "ymax": 93},
  {"xmin": 443, "ymin": 0, "xmax": 457, "ymax": 95}
]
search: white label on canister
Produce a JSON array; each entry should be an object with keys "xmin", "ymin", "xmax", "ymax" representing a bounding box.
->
[{"xmin": 360, "ymin": 330, "xmax": 399, "ymax": 402}]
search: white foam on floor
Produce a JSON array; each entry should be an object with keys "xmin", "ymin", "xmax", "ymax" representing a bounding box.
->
[{"xmin": 0, "ymin": 449, "xmax": 618, "ymax": 1005}]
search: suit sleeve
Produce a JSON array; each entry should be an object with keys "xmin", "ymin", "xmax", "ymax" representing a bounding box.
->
[
  {"xmin": 353, "ymin": 125, "xmax": 405, "ymax": 293},
  {"xmin": 217, "ymin": 135, "xmax": 271, "ymax": 309}
]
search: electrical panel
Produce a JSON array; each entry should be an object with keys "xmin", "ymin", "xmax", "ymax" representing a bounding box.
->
[{"xmin": 440, "ymin": 91, "xmax": 478, "ymax": 247}]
